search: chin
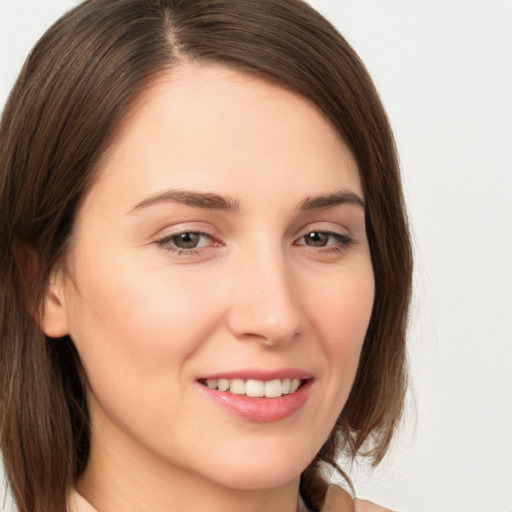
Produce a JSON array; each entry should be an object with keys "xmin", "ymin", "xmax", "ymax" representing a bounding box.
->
[
  {"xmin": 206, "ymin": 463, "xmax": 304, "ymax": 491},
  {"xmin": 193, "ymin": 436, "xmax": 318, "ymax": 491}
]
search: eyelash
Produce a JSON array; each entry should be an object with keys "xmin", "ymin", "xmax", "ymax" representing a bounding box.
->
[
  {"xmin": 156, "ymin": 230, "xmax": 354, "ymax": 256},
  {"xmin": 156, "ymin": 231, "xmax": 219, "ymax": 256},
  {"xmin": 295, "ymin": 231, "xmax": 355, "ymax": 253}
]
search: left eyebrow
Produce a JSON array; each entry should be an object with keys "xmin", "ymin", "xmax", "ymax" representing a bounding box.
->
[
  {"xmin": 127, "ymin": 189, "xmax": 240, "ymax": 215},
  {"xmin": 297, "ymin": 190, "xmax": 366, "ymax": 212}
]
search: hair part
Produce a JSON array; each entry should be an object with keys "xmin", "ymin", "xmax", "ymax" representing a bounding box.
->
[{"xmin": 0, "ymin": 1, "xmax": 412, "ymax": 511}]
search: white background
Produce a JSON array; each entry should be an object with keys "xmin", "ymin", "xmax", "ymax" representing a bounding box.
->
[{"xmin": 1, "ymin": 1, "xmax": 511, "ymax": 511}]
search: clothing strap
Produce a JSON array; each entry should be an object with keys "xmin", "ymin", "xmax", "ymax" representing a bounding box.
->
[{"xmin": 322, "ymin": 484, "xmax": 355, "ymax": 512}]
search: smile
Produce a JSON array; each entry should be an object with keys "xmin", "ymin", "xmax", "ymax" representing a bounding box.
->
[{"xmin": 200, "ymin": 378, "xmax": 303, "ymax": 398}]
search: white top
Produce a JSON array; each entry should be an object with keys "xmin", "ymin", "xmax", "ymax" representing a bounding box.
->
[
  {"xmin": 67, "ymin": 487, "xmax": 391, "ymax": 512},
  {"xmin": 67, "ymin": 491, "xmax": 98, "ymax": 512}
]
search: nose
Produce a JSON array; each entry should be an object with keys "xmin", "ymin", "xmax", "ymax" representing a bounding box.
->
[{"xmin": 226, "ymin": 243, "xmax": 305, "ymax": 347}]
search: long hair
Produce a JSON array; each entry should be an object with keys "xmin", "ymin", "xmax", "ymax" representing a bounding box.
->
[{"xmin": 0, "ymin": 1, "xmax": 413, "ymax": 511}]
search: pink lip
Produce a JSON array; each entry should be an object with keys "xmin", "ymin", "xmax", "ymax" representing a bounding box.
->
[
  {"xmin": 200, "ymin": 368, "xmax": 313, "ymax": 381},
  {"xmin": 197, "ymin": 377, "xmax": 313, "ymax": 423}
]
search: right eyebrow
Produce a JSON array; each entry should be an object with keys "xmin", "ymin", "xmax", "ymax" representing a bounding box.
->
[
  {"xmin": 127, "ymin": 189, "xmax": 241, "ymax": 215},
  {"xmin": 297, "ymin": 190, "xmax": 366, "ymax": 212}
]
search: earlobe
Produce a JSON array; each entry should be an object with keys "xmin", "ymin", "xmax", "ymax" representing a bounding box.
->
[
  {"xmin": 14, "ymin": 244, "xmax": 70, "ymax": 337},
  {"xmin": 41, "ymin": 271, "xmax": 70, "ymax": 338}
]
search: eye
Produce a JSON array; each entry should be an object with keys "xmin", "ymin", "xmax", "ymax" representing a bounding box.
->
[
  {"xmin": 296, "ymin": 231, "xmax": 353, "ymax": 250},
  {"xmin": 157, "ymin": 231, "xmax": 216, "ymax": 253}
]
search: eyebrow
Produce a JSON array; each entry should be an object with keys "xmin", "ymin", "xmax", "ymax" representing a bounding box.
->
[
  {"xmin": 127, "ymin": 188, "xmax": 365, "ymax": 215},
  {"xmin": 297, "ymin": 191, "xmax": 366, "ymax": 211},
  {"xmin": 128, "ymin": 190, "xmax": 240, "ymax": 214}
]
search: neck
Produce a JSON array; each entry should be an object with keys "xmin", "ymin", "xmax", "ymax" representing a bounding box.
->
[{"xmin": 77, "ymin": 412, "xmax": 301, "ymax": 512}]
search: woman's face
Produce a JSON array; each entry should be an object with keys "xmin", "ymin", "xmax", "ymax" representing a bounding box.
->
[{"xmin": 45, "ymin": 64, "xmax": 374, "ymax": 492}]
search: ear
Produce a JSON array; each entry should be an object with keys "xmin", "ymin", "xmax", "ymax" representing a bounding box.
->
[{"xmin": 41, "ymin": 269, "xmax": 70, "ymax": 338}]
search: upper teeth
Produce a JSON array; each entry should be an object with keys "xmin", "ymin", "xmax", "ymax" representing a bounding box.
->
[{"xmin": 205, "ymin": 378, "xmax": 301, "ymax": 398}]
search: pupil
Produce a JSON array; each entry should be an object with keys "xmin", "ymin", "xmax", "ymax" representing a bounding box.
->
[
  {"xmin": 175, "ymin": 233, "xmax": 199, "ymax": 249},
  {"xmin": 307, "ymin": 232, "xmax": 327, "ymax": 247}
]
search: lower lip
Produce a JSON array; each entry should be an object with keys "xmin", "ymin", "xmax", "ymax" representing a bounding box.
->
[{"xmin": 198, "ymin": 380, "xmax": 312, "ymax": 423}]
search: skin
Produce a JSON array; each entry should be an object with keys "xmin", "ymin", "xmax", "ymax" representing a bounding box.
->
[{"xmin": 43, "ymin": 63, "xmax": 375, "ymax": 512}]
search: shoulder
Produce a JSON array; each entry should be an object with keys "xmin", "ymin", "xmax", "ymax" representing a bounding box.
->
[
  {"xmin": 355, "ymin": 498, "xmax": 395, "ymax": 512},
  {"xmin": 68, "ymin": 490, "xmax": 98, "ymax": 512},
  {"xmin": 322, "ymin": 485, "xmax": 396, "ymax": 512}
]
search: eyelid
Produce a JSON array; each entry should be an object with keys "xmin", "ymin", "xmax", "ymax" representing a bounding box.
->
[
  {"xmin": 294, "ymin": 221, "xmax": 352, "ymax": 239},
  {"xmin": 153, "ymin": 222, "xmax": 356, "ymax": 257},
  {"xmin": 293, "ymin": 224, "xmax": 356, "ymax": 255},
  {"xmin": 295, "ymin": 230, "xmax": 354, "ymax": 245},
  {"xmin": 155, "ymin": 229, "xmax": 221, "ymax": 255}
]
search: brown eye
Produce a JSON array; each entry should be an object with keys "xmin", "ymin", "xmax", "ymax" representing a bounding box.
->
[
  {"xmin": 171, "ymin": 232, "xmax": 203, "ymax": 249},
  {"xmin": 156, "ymin": 229, "xmax": 221, "ymax": 256},
  {"xmin": 156, "ymin": 230, "xmax": 220, "ymax": 255},
  {"xmin": 296, "ymin": 231, "xmax": 354, "ymax": 251},
  {"xmin": 304, "ymin": 232, "xmax": 330, "ymax": 247}
]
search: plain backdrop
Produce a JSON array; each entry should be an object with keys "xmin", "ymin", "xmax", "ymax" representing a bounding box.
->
[{"xmin": 1, "ymin": 1, "xmax": 511, "ymax": 511}]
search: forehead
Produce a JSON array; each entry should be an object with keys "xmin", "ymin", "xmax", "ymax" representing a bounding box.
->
[{"xmin": 85, "ymin": 63, "xmax": 362, "ymax": 213}]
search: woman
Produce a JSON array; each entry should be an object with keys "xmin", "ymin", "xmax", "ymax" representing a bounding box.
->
[{"xmin": 0, "ymin": 1, "xmax": 412, "ymax": 511}]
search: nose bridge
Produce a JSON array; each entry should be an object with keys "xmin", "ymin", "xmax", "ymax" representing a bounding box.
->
[{"xmin": 227, "ymin": 236, "xmax": 303, "ymax": 345}]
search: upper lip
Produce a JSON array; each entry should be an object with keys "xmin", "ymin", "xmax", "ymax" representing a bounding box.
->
[{"xmin": 198, "ymin": 368, "xmax": 313, "ymax": 381}]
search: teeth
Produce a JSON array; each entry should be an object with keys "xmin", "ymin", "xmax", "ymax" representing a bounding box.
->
[
  {"xmin": 229, "ymin": 379, "xmax": 246, "ymax": 395},
  {"xmin": 218, "ymin": 378, "xmax": 230, "ymax": 391},
  {"xmin": 264, "ymin": 379, "xmax": 282, "ymax": 398},
  {"xmin": 290, "ymin": 378, "xmax": 301, "ymax": 393},
  {"xmin": 206, "ymin": 379, "xmax": 218, "ymax": 389},
  {"xmin": 203, "ymin": 377, "xmax": 304, "ymax": 398},
  {"xmin": 246, "ymin": 380, "xmax": 265, "ymax": 397}
]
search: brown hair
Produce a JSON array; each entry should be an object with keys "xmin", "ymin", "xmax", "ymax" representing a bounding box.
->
[{"xmin": 0, "ymin": 1, "xmax": 412, "ymax": 511}]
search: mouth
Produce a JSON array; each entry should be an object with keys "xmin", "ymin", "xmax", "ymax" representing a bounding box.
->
[
  {"xmin": 198, "ymin": 377, "xmax": 305, "ymax": 398},
  {"xmin": 197, "ymin": 373, "xmax": 313, "ymax": 422}
]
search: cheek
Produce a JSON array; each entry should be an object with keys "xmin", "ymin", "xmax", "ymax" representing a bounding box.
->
[
  {"xmin": 64, "ymin": 246, "xmax": 224, "ymax": 391},
  {"xmin": 314, "ymin": 264, "xmax": 374, "ymax": 345},
  {"xmin": 310, "ymin": 265, "xmax": 375, "ymax": 395},
  {"xmin": 64, "ymin": 257, "xmax": 225, "ymax": 446}
]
